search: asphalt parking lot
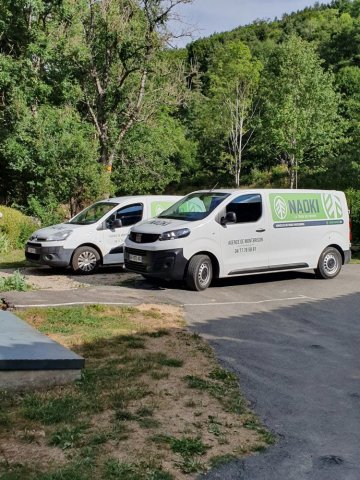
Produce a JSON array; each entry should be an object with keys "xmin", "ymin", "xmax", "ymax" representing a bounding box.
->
[{"xmin": 3, "ymin": 265, "xmax": 360, "ymax": 479}]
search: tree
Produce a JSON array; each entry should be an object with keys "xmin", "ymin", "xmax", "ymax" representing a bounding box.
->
[
  {"xmin": 259, "ymin": 35, "xmax": 342, "ymax": 188},
  {"xmin": 51, "ymin": 0, "xmax": 192, "ymax": 172},
  {"xmin": 113, "ymin": 110, "xmax": 197, "ymax": 194},
  {"xmin": 207, "ymin": 41, "xmax": 262, "ymax": 186},
  {"xmin": 1, "ymin": 105, "xmax": 108, "ymax": 215}
]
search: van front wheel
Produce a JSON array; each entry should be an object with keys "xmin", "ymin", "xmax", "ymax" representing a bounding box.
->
[
  {"xmin": 71, "ymin": 246, "xmax": 100, "ymax": 275},
  {"xmin": 185, "ymin": 254, "xmax": 213, "ymax": 291},
  {"xmin": 315, "ymin": 247, "xmax": 342, "ymax": 279}
]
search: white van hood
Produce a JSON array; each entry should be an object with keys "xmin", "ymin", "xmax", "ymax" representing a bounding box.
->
[
  {"xmin": 30, "ymin": 223, "xmax": 85, "ymax": 241},
  {"xmin": 131, "ymin": 218, "xmax": 191, "ymax": 234}
]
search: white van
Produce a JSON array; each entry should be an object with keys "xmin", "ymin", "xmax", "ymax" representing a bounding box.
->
[
  {"xmin": 25, "ymin": 195, "xmax": 182, "ymax": 274},
  {"xmin": 124, "ymin": 189, "xmax": 351, "ymax": 290}
]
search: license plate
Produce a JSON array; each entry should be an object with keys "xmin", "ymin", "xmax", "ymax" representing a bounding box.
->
[
  {"xmin": 129, "ymin": 254, "xmax": 143, "ymax": 263},
  {"xmin": 27, "ymin": 247, "xmax": 37, "ymax": 254}
]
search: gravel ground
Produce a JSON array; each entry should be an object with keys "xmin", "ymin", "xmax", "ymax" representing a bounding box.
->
[{"xmin": 0, "ymin": 265, "xmax": 137, "ymax": 291}]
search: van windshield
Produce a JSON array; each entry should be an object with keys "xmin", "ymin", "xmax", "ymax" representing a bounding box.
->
[
  {"xmin": 159, "ymin": 192, "xmax": 230, "ymax": 221},
  {"xmin": 69, "ymin": 202, "xmax": 118, "ymax": 225}
]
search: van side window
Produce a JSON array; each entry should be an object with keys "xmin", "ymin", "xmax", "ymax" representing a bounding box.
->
[
  {"xmin": 107, "ymin": 203, "xmax": 143, "ymax": 228},
  {"xmin": 226, "ymin": 194, "xmax": 262, "ymax": 223}
]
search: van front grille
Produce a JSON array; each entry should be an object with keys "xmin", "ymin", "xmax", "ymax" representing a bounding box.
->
[
  {"xmin": 129, "ymin": 232, "xmax": 159, "ymax": 244},
  {"xmin": 125, "ymin": 261, "xmax": 148, "ymax": 273}
]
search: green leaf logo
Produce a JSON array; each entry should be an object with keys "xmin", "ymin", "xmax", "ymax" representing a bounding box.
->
[
  {"xmin": 274, "ymin": 196, "xmax": 287, "ymax": 220},
  {"xmin": 322, "ymin": 194, "xmax": 343, "ymax": 219}
]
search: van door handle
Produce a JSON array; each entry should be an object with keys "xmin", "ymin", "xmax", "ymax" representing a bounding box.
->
[{"xmin": 256, "ymin": 228, "xmax": 266, "ymax": 233}]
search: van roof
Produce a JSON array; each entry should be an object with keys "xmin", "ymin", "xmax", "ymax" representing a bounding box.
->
[
  {"xmin": 192, "ymin": 188, "xmax": 341, "ymax": 195},
  {"xmin": 98, "ymin": 195, "xmax": 182, "ymax": 204}
]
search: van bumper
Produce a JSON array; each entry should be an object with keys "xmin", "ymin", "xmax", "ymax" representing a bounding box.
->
[
  {"xmin": 124, "ymin": 247, "xmax": 188, "ymax": 281},
  {"xmin": 344, "ymin": 249, "xmax": 351, "ymax": 264},
  {"xmin": 25, "ymin": 242, "xmax": 72, "ymax": 267}
]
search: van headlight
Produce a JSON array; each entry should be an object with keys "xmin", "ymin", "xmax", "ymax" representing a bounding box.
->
[
  {"xmin": 45, "ymin": 230, "xmax": 73, "ymax": 241},
  {"xmin": 159, "ymin": 228, "xmax": 190, "ymax": 241}
]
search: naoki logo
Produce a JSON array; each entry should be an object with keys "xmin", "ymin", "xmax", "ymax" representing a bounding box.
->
[
  {"xmin": 274, "ymin": 196, "xmax": 287, "ymax": 220},
  {"xmin": 322, "ymin": 193, "xmax": 343, "ymax": 219}
]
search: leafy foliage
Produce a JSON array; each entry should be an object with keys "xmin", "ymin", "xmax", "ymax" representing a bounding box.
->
[
  {"xmin": 0, "ymin": 270, "xmax": 29, "ymax": 292},
  {"xmin": 0, "ymin": 206, "xmax": 37, "ymax": 248},
  {"xmin": 1, "ymin": 0, "xmax": 360, "ymax": 236}
]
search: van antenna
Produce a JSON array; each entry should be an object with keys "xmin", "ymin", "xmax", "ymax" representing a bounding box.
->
[{"xmin": 210, "ymin": 182, "xmax": 219, "ymax": 192}]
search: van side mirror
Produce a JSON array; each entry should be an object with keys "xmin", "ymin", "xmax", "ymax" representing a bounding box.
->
[
  {"xmin": 111, "ymin": 219, "xmax": 123, "ymax": 229},
  {"xmin": 221, "ymin": 211, "xmax": 237, "ymax": 226}
]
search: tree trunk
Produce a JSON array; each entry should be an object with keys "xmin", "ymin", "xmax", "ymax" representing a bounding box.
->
[{"xmin": 289, "ymin": 154, "xmax": 296, "ymax": 189}]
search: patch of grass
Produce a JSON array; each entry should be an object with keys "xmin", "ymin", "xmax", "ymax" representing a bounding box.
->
[
  {"xmin": 121, "ymin": 335, "xmax": 146, "ymax": 349},
  {"xmin": 170, "ymin": 436, "xmax": 208, "ymax": 456},
  {"xmin": 37, "ymin": 463, "xmax": 91, "ymax": 480},
  {"xmin": 0, "ymin": 462, "xmax": 36, "ymax": 480},
  {"xmin": 210, "ymin": 453, "xmax": 237, "ymax": 468},
  {"xmin": 122, "ymin": 384, "xmax": 152, "ymax": 401},
  {"xmin": 244, "ymin": 417, "xmax": 276, "ymax": 446},
  {"xmin": 104, "ymin": 459, "xmax": 173, "ymax": 480},
  {"xmin": 144, "ymin": 329, "xmax": 169, "ymax": 338},
  {"xmin": 149, "ymin": 434, "xmax": 172, "ymax": 445},
  {"xmin": 0, "ymin": 271, "xmax": 29, "ymax": 292},
  {"xmin": 0, "ymin": 249, "xmax": 30, "ymax": 269},
  {"xmin": 157, "ymin": 357, "xmax": 183, "ymax": 368},
  {"xmin": 138, "ymin": 417, "xmax": 161, "ymax": 429},
  {"xmin": 0, "ymin": 411, "xmax": 11, "ymax": 427},
  {"xmin": 209, "ymin": 367, "xmax": 237, "ymax": 382},
  {"xmin": 136, "ymin": 406, "xmax": 154, "ymax": 417},
  {"xmin": 49, "ymin": 425, "xmax": 88, "ymax": 450},
  {"xmin": 86, "ymin": 432, "xmax": 109, "ymax": 446},
  {"xmin": 207, "ymin": 417, "xmax": 222, "ymax": 437},
  {"xmin": 17, "ymin": 305, "xmax": 135, "ymax": 342},
  {"xmin": 115, "ymin": 410, "xmax": 137, "ymax": 421},
  {"xmin": 22, "ymin": 394, "xmax": 81, "ymax": 425},
  {"xmin": 2, "ymin": 305, "xmax": 270, "ymax": 479},
  {"xmin": 177, "ymin": 457, "xmax": 206, "ymax": 474},
  {"xmin": 184, "ymin": 372, "xmax": 246, "ymax": 414},
  {"xmin": 150, "ymin": 371, "xmax": 169, "ymax": 380}
]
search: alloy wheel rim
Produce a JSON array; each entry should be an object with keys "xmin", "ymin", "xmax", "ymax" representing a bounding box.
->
[{"xmin": 78, "ymin": 251, "xmax": 97, "ymax": 272}]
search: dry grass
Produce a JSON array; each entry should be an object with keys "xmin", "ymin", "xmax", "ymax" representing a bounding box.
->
[{"xmin": 0, "ymin": 305, "xmax": 274, "ymax": 479}]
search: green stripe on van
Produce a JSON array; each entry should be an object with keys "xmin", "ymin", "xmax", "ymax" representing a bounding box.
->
[{"xmin": 270, "ymin": 193, "xmax": 343, "ymax": 223}]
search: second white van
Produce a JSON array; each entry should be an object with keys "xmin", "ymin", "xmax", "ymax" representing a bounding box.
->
[
  {"xmin": 25, "ymin": 195, "xmax": 182, "ymax": 274},
  {"xmin": 124, "ymin": 189, "xmax": 351, "ymax": 290}
]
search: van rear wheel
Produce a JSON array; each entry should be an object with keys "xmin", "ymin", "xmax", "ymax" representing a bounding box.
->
[
  {"xmin": 315, "ymin": 247, "xmax": 342, "ymax": 279},
  {"xmin": 185, "ymin": 254, "xmax": 213, "ymax": 291},
  {"xmin": 71, "ymin": 246, "xmax": 100, "ymax": 275}
]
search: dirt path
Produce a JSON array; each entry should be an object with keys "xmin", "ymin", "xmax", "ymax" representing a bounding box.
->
[{"xmin": 0, "ymin": 266, "xmax": 138, "ymax": 291}]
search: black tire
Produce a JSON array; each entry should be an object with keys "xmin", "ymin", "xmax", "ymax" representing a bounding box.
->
[
  {"xmin": 185, "ymin": 254, "xmax": 213, "ymax": 291},
  {"xmin": 315, "ymin": 247, "xmax": 342, "ymax": 279},
  {"xmin": 71, "ymin": 246, "xmax": 100, "ymax": 275}
]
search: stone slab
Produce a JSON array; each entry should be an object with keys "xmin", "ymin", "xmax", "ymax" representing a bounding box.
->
[
  {"xmin": 0, "ymin": 369, "xmax": 81, "ymax": 390},
  {"xmin": 0, "ymin": 310, "xmax": 84, "ymax": 370}
]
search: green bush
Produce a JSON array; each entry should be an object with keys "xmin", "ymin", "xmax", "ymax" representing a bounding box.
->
[
  {"xmin": 0, "ymin": 232, "xmax": 10, "ymax": 253},
  {"xmin": 27, "ymin": 196, "xmax": 66, "ymax": 227},
  {"xmin": 0, "ymin": 206, "xmax": 38, "ymax": 248},
  {"xmin": 346, "ymin": 189, "xmax": 360, "ymax": 243},
  {"xmin": 0, "ymin": 271, "xmax": 29, "ymax": 292}
]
